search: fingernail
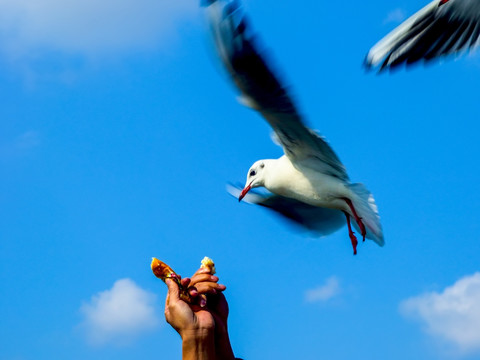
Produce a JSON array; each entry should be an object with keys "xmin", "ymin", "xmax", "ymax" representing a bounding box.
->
[
  {"xmin": 210, "ymin": 276, "xmax": 218, "ymax": 281},
  {"xmin": 200, "ymin": 297, "xmax": 207, "ymax": 307}
]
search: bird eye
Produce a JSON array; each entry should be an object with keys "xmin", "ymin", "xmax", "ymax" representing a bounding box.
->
[{"xmin": 249, "ymin": 170, "xmax": 256, "ymax": 177}]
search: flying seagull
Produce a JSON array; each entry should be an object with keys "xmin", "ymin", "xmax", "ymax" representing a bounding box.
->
[
  {"xmin": 204, "ymin": 0, "xmax": 384, "ymax": 254},
  {"xmin": 366, "ymin": 0, "xmax": 480, "ymax": 71}
]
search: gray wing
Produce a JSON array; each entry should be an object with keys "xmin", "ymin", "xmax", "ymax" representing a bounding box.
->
[
  {"xmin": 204, "ymin": 0, "xmax": 348, "ymax": 181},
  {"xmin": 227, "ymin": 184, "xmax": 346, "ymax": 236},
  {"xmin": 366, "ymin": 0, "xmax": 480, "ymax": 71}
]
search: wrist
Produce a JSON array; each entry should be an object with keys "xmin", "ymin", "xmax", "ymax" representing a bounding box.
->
[
  {"xmin": 181, "ymin": 327, "xmax": 214, "ymax": 341},
  {"xmin": 182, "ymin": 330, "xmax": 216, "ymax": 360},
  {"xmin": 215, "ymin": 331, "xmax": 236, "ymax": 360}
]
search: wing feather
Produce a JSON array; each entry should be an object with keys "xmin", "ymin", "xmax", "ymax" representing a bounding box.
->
[
  {"xmin": 226, "ymin": 184, "xmax": 346, "ymax": 236},
  {"xmin": 205, "ymin": 0, "xmax": 348, "ymax": 180},
  {"xmin": 366, "ymin": 0, "xmax": 480, "ymax": 71}
]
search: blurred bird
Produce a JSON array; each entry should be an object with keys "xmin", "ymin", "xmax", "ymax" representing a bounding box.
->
[
  {"xmin": 366, "ymin": 0, "xmax": 480, "ymax": 71},
  {"xmin": 204, "ymin": 0, "xmax": 384, "ymax": 254}
]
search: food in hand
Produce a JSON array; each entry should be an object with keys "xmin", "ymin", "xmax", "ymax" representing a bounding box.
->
[
  {"xmin": 200, "ymin": 256, "xmax": 216, "ymax": 274},
  {"xmin": 151, "ymin": 256, "xmax": 217, "ymax": 306},
  {"xmin": 151, "ymin": 257, "xmax": 180, "ymax": 282},
  {"xmin": 151, "ymin": 257, "xmax": 192, "ymax": 302}
]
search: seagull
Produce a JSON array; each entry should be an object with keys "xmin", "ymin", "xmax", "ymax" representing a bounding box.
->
[
  {"xmin": 204, "ymin": 0, "xmax": 384, "ymax": 254},
  {"xmin": 365, "ymin": 0, "xmax": 480, "ymax": 71}
]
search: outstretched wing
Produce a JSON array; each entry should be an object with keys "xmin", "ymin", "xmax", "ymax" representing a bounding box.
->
[
  {"xmin": 204, "ymin": 0, "xmax": 348, "ymax": 181},
  {"xmin": 227, "ymin": 184, "xmax": 346, "ymax": 236},
  {"xmin": 366, "ymin": 0, "xmax": 480, "ymax": 71}
]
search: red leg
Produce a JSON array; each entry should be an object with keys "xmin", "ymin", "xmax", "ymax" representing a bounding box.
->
[
  {"xmin": 343, "ymin": 198, "xmax": 366, "ymax": 242},
  {"xmin": 344, "ymin": 211, "xmax": 358, "ymax": 255}
]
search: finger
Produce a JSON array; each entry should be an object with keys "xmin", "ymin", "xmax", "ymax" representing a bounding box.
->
[
  {"xmin": 188, "ymin": 294, "xmax": 208, "ymax": 309},
  {"xmin": 190, "ymin": 299, "xmax": 208, "ymax": 311},
  {"xmin": 188, "ymin": 282, "xmax": 225, "ymax": 297},
  {"xmin": 199, "ymin": 294, "xmax": 207, "ymax": 308},
  {"xmin": 193, "ymin": 266, "xmax": 213, "ymax": 276},
  {"xmin": 188, "ymin": 282, "xmax": 221, "ymax": 298},
  {"xmin": 181, "ymin": 277, "xmax": 191, "ymax": 288},
  {"xmin": 165, "ymin": 278, "xmax": 179, "ymax": 306},
  {"xmin": 189, "ymin": 286, "xmax": 199, "ymax": 297},
  {"xmin": 190, "ymin": 282, "xmax": 226, "ymax": 296},
  {"xmin": 189, "ymin": 274, "xmax": 219, "ymax": 287}
]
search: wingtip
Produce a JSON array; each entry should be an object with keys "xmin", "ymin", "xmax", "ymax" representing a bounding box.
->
[
  {"xmin": 363, "ymin": 54, "xmax": 374, "ymax": 71},
  {"xmin": 363, "ymin": 54, "xmax": 389, "ymax": 75}
]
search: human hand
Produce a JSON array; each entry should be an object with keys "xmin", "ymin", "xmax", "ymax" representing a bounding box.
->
[
  {"xmin": 165, "ymin": 275, "xmax": 222, "ymax": 360},
  {"xmin": 164, "ymin": 276, "xmax": 214, "ymax": 338},
  {"xmin": 187, "ymin": 267, "xmax": 229, "ymax": 335},
  {"xmin": 187, "ymin": 267, "xmax": 234, "ymax": 360},
  {"xmin": 164, "ymin": 265, "xmax": 234, "ymax": 360}
]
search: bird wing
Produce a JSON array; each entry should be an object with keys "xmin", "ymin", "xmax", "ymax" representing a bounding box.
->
[
  {"xmin": 204, "ymin": 0, "xmax": 349, "ymax": 181},
  {"xmin": 366, "ymin": 0, "xmax": 480, "ymax": 71},
  {"xmin": 227, "ymin": 184, "xmax": 346, "ymax": 236}
]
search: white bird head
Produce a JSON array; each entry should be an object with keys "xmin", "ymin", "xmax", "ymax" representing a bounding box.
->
[{"xmin": 238, "ymin": 160, "xmax": 267, "ymax": 202}]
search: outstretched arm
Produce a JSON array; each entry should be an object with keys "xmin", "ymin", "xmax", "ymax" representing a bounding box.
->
[
  {"xmin": 164, "ymin": 266, "xmax": 236, "ymax": 360},
  {"xmin": 188, "ymin": 267, "xmax": 236, "ymax": 360},
  {"xmin": 165, "ymin": 276, "xmax": 216, "ymax": 360}
]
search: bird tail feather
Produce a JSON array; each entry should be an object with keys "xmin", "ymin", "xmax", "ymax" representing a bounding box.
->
[{"xmin": 348, "ymin": 183, "xmax": 384, "ymax": 247}]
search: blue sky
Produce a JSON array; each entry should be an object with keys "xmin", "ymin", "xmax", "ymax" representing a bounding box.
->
[{"xmin": 1, "ymin": 0, "xmax": 480, "ymax": 359}]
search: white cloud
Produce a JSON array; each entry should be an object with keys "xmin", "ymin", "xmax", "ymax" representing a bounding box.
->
[
  {"xmin": 0, "ymin": 0, "xmax": 196, "ymax": 59},
  {"xmin": 400, "ymin": 272, "xmax": 480, "ymax": 354},
  {"xmin": 305, "ymin": 276, "xmax": 340, "ymax": 303},
  {"xmin": 79, "ymin": 278, "xmax": 160, "ymax": 346},
  {"xmin": 383, "ymin": 8, "xmax": 406, "ymax": 25},
  {"xmin": 0, "ymin": 130, "xmax": 41, "ymax": 159},
  {"xmin": 14, "ymin": 130, "xmax": 41, "ymax": 149}
]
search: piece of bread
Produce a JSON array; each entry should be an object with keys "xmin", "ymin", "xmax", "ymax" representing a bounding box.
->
[
  {"xmin": 151, "ymin": 257, "xmax": 192, "ymax": 302},
  {"xmin": 200, "ymin": 256, "xmax": 216, "ymax": 274},
  {"xmin": 151, "ymin": 257, "xmax": 180, "ymax": 282}
]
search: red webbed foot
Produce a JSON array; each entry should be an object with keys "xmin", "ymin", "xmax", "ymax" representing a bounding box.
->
[
  {"xmin": 344, "ymin": 211, "xmax": 358, "ymax": 255},
  {"xmin": 343, "ymin": 198, "xmax": 366, "ymax": 242}
]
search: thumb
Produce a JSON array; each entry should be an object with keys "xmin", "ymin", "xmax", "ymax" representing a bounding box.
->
[{"xmin": 165, "ymin": 278, "xmax": 180, "ymax": 304}]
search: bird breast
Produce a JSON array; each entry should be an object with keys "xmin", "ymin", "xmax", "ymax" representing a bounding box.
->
[{"xmin": 264, "ymin": 156, "xmax": 348, "ymax": 208}]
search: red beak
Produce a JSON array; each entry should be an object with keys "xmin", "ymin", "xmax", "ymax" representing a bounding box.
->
[{"xmin": 238, "ymin": 183, "xmax": 252, "ymax": 202}]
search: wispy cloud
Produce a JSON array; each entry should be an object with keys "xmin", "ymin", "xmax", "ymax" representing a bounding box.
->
[
  {"xmin": 0, "ymin": 0, "xmax": 196, "ymax": 60},
  {"xmin": 0, "ymin": 130, "xmax": 41, "ymax": 159},
  {"xmin": 383, "ymin": 8, "xmax": 406, "ymax": 25},
  {"xmin": 305, "ymin": 276, "xmax": 340, "ymax": 303},
  {"xmin": 400, "ymin": 272, "xmax": 480, "ymax": 354},
  {"xmin": 79, "ymin": 278, "xmax": 160, "ymax": 346},
  {"xmin": 13, "ymin": 131, "xmax": 41, "ymax": 150}
]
